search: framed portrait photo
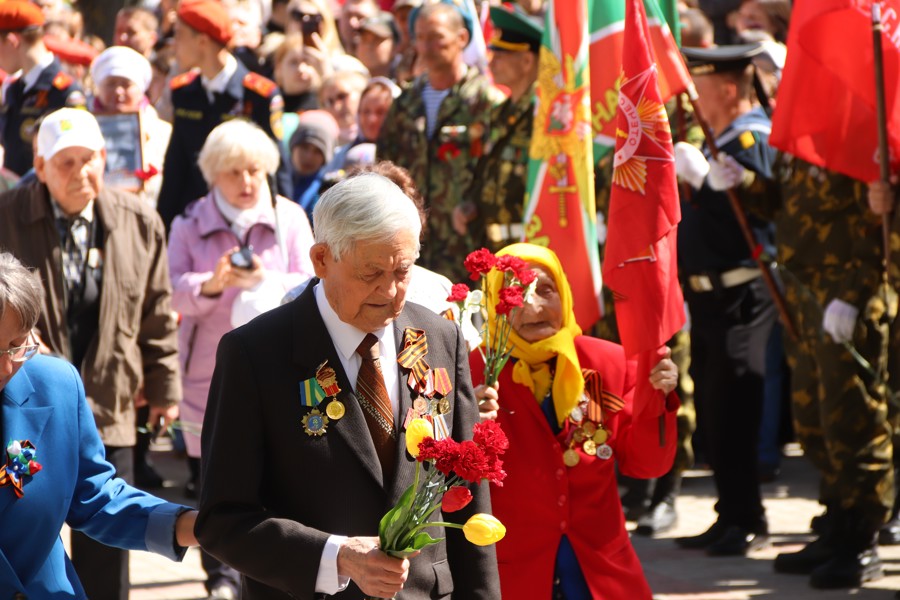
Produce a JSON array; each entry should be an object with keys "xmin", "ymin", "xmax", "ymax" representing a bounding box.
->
[{"xmin": 95, "ymin": 112, "xmax": 145, "ymax": 191}]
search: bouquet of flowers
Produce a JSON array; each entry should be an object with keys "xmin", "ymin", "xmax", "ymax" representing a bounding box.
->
[
  {"xmin": 377, "ymin": 419, "xmax": 508, "ymax": 559},
  {"xmin": 447, "ymin": 248, "xmax": 537, "ymax": 386}
]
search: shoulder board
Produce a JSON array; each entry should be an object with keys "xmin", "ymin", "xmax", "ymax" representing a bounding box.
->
[
  {"xmin": 51, "ymin": 71, "xmax": 72, "ymax": 90},
  {"xmin": 243, "ymin": 72, "xmax": 276, "ymax": 97},
  {"xmin": 170, "ymin": 71, "xmax": 199, "ymax": 90}
]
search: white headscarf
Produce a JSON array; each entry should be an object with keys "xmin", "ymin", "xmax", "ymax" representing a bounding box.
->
[{"xmin": 90, "ymin": 46, "xmax": 153, "ymax": 92}]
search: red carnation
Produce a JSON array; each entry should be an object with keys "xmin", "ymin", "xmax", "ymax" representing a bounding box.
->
[
  {"xmin": 496, "ymin": 255, "xmax": 527, "ymax": 274},
  {"xmin": 451, "ymin": 440, "xmax": 492, "ymax": 483},
  {"xmin": 516, "ymin": 267, "xmax": 537, "ymax": 286},
  {"xmin": 496, "ymin": 286, "xmax": 524, "ymax": 315},
  {"xmin": 446, "ymin": 283, "xmax": 470, "ymax": 303},
  {"xmin": 441, "ymin": 486, "xmax": 473, "ymax": 512},
  {"xmin": 473, "ymin": 420, "xmax": 509, "ymax": 456},
  {"xmin": 437, "ymin": 142, "xmax": 461, "ymax": 162},
  {"xmin": 464, "ymin": 248, "xmax": 497, "ymax": 281},
  {"xmin": 418, "ymin": 437, "xmax": 461, "ymax": 475}
]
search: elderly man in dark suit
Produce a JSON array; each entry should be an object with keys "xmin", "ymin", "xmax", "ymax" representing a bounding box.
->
[{"xmin": 196, "ymin": 173, "xmax": 500, "ymax": 599}]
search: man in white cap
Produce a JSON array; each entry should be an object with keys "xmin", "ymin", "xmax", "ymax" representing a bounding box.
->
[{"xmin": 0, "ymin": 107, "xmax": 181, "ymax": 600}]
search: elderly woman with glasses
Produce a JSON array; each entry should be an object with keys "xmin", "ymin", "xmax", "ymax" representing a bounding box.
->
[
  {"xmin": 472, "ymin": 243, "xmax": 680, "ymax": 600},
  {"xmin": 0, "ymin": 251, "xmax": 199, "ymax": 598}
]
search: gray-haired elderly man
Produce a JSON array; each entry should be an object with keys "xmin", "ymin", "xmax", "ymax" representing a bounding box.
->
[{"xmin": 196, "ymin": 173, "xmax": 500, "ymax": 599}]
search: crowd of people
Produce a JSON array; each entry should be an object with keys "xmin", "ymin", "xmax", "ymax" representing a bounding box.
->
[{"xmin": 0, "ymin": 0, "xmax": 898, "ymax": 598}]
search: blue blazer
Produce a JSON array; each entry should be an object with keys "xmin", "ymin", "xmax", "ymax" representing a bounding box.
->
[{"xmin": 0, "ymin": 355, "xmax": 187, "ymax": 599}]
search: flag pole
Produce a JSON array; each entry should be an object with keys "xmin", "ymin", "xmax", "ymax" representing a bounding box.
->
[
  {"xmin": 872, "ymin": 2, "xmax": 892, "ymax": 270},
  {"xmin": 686, "ymin": 87, "xmax": 799, "ymax": 340}
]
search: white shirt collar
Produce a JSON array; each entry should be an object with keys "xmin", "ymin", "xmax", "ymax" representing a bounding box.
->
[
  {"xmin": 201, "ymin": 54, "xmax": 238, "ymax": 96},
  {"xmin": 50, "ymin": 198, "xmax": 95, "ymax": 223},
  {"xmin": 315, "ymin": 280, "xmax": 391, "ymax": 362},
  {"xmin": 22, "ymin": 52, "xmax": 55, "ymax": 92}
]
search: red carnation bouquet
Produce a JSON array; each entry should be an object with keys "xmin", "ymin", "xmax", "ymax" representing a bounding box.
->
[
  {"xmin": 377, "ymin": 419, "xmax": 508, "ymax": 561},
  {"xmin": 447, "ymin": 248, "xmax": 537, "ymax": 386}
]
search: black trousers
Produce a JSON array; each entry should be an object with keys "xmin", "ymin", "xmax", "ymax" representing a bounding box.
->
[
  {"xmin": 686, "ymin": 276, "xmax": 776, "ymax": 531},
  {"xmin": 71, "ymin": 445, "xmax": 133, "ymax": 600}
]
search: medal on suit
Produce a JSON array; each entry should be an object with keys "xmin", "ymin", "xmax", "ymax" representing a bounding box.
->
[
  {"xmin": 302, "ymin": 408, "xmax": 329, "ymax": 436},
  {"xmin": 316, "ymin": 361, "xmax": 345, "ymax": 421}
]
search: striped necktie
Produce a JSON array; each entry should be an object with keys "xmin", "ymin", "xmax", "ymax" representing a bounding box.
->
[{"xmin": 356, "ymin": 333, "xmax": 396, "ymax": 482}]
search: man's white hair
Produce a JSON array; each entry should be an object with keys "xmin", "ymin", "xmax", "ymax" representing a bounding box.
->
[{"xmin": 313, "ymin": 173, "xmax": 422, "ymax": 261}]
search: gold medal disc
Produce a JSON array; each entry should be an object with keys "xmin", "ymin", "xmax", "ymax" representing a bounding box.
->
[
  {"xmin": 325, "ymin": 399, "xmax": 345, "ymax": 420},
  {"xmin": 592, "ymin": 428, "xmax": 608, "ymax": 445},
  {"xmin": 563, "ymin": 448, "xmax": 581, "ymax": 467},
  {"xmin": 582, "ymin": 439, "xmax": 597, "ymax": 456},
  {"xmin": 582, "ymin": 422, "xmax": 597, "ymax": 437},
  {"xmin": 572, "ymin": 428, "xmax": 585, "ymax": 443},
  {"xmin": 438, "ymin": 398, "xmax": 451, "ymax": 414}
]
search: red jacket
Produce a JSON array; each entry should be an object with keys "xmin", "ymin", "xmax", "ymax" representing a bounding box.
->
[{"xmin": 470, "ymin": 336, "xmax": 678, "ymax": 600}]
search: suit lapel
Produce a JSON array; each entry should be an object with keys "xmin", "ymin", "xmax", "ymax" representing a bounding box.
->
[
  {"xmin": 388, "ymin": 310, "xmax": 417, "ymax": 503},
  {"xmin": 291, "ymin": 282, "xmax": 384, "ymax": 487}
]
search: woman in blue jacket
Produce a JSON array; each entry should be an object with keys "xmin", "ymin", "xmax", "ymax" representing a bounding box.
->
[{"xmin": 0, "ymin": 252, "xmax": 198, "ymax": 598}]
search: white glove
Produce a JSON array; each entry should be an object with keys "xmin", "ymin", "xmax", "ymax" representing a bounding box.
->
[
  {"xmin": 674, "ymin": 141, "xmax": 710, "ymax": 190},
  {"xmin": 708, "ymin": 153, "xmax": 747, "ymax": 191},
  {"xmin": 822, "ymin": 298, "xmax": 859, "ymax": 343}
]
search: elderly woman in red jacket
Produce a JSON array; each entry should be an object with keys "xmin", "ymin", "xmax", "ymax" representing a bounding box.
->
[{"xmin": 472, "ymin": 243, "xmax": 679, "ymax": 600}]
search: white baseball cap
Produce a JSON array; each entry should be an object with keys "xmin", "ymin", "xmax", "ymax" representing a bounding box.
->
[{"xmin": 36, "ymin": 108, "xmax": 105, "ymax": 161}]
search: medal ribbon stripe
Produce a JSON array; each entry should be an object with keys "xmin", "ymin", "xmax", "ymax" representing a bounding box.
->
[
  {"xmin": 300, "ymin": 378, "xmax": 326, "ymax": 407},
  {"xmin": 398, "ymin": 328, "xmax": 430, "ymax": 387},
  {"xmin": 582, "ymin": 369, "xmax": 604, "ymax": 423}
]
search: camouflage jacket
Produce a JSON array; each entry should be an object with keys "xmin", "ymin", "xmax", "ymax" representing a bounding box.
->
[
  {"xmin": 466, "ymin": 84, "xmax": 534, "ymax": 253},
  {"xmin": 754, "ymin": 155, "xmax": 883, "ymax": 309},
  {"xmin": 376, "ymin": 66, "xmax": 504, "ymax": 282}
]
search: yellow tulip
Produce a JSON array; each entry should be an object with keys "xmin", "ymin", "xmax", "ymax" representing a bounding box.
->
[
  {"xmin": 462, "ymin": 513, "xmax": 506, "ymax": 546},
  {"xmin": 405, "ymin": 418, "xmax": 434, "ymax": 457}
]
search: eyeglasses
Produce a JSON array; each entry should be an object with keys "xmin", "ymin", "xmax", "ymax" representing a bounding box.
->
[
  {"xmin": 289, "ymin": 10, "xmax": 323, "ymax": 24},
  {"xmin": 0, "ymin": 342, "xmax": 39, "ymax": 363}
]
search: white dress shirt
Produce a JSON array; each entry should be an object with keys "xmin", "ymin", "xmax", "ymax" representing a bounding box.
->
[
  {"xmin": 200, "ymin": 54, "xmax": 238, "ymax": 104},
  {"xmin": 313, "ymin": 281, "xmax": 400, "ymax": 594}
]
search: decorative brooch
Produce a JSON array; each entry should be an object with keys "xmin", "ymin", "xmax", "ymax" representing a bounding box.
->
[
  {"xmin": 398, "ymin": 328, "xmax": 453, "ymax": 439},
  {"xmin": 0, "ymin": 440, "xmax": 41, "ymax": 498},
  {"xmin": 298, "ymin": 361, "xmax": 345, "ymax": 436}
]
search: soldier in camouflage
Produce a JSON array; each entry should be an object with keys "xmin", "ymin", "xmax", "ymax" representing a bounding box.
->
[
  {"xmin": 376, "ymin": 1, "xmax": 504, "ymax": 283},
  {"xmin": 456, "ymin": 5, "xmax": 541, "ymax": 254},
  {"xmin": 752, "ymin": 156, "xmax": 891, "ymax": 588}
]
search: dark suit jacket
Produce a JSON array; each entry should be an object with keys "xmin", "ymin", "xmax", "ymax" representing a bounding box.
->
[{"xmin": 196, "ymin": 281, "xmax": 500, "ymax": 599}]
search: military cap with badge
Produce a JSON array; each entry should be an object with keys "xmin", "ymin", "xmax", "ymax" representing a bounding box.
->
[{"xmin": 488, "ymin": 4, "xmax": 543, "ymax": 54}]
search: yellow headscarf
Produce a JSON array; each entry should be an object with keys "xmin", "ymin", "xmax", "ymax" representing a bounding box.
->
[{"xmin": 484, "ymin": 243, "xmax": 583, "ymax": 426}]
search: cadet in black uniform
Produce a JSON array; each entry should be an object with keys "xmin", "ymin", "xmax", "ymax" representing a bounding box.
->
[
  {"xmin": 157, "ymin": 0, "xmax": 290, "ymax": 231},
  {"xmin": 0, "ymin": 1, "xmax": 85, "ymax": 176},
  {"xmin": 672, "ymin": 43, "xmax": 778, "ymax": 557}
]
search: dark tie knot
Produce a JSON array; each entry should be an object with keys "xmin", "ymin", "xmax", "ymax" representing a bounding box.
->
[{"xmin": 356, "ymin": 333, "xmax": 380, "ymax": 361}]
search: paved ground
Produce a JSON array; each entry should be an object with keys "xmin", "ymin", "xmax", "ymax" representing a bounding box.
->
[{"xmin": 120, "ymin": 444, "xmax": 900, "ymax": 599}]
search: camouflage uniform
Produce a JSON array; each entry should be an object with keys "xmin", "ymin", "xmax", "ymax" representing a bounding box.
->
[
  {"xmin": 466, "ymin": 83, "xmax": 534, "ymax": 253},
  {"xmin": 376, "ymin": 66, "xmax": 504, "ymax": 282},
  {"xmin": 760, "ymin": 156, "xmax": 893, "ymax": 530}
]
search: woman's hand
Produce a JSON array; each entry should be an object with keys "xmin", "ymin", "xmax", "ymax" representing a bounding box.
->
[
  {"xmin": 229, "ymin": 253, "xmax": 266, "ymax": 290},
  {"xmin": 175, "ymin": 510, "xmax": 199, "ymax": 547},
  {"xmin": 475, "ymin": 383, "xmax": 500, "ymax": 421},
  {"xmin": 649, "ymin": 347, "xmax": 678, "ymax": 395},
  {"xmin": 200, "ymin": 248, "xmax": 237, "ymax": 297}
]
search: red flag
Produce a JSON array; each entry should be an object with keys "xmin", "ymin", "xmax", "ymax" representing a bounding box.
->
[
  {"xmin": 602, "ymin": 0, "xmax": 686, "ymax": 418},
  {"xmin": 770, "ymin": 0, "xmax": 900, "ymax": 182}
]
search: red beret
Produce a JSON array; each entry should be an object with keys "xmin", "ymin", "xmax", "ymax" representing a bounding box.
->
[
  {"xmin": 0, "ymin": 1, "xmax": 45, "ymax": 32},
  {"xmin": 177, "ymin": 0, "xmax": 233, "ymax": 46},
  {"xmin": 44, "ymin": 35, "xmax": 99, "ymax": 67}
]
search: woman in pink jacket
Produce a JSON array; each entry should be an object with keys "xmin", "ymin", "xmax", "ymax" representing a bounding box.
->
[{"xmin": 167, "ymin": 119, "xmax": 315, "ymax": 599}]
